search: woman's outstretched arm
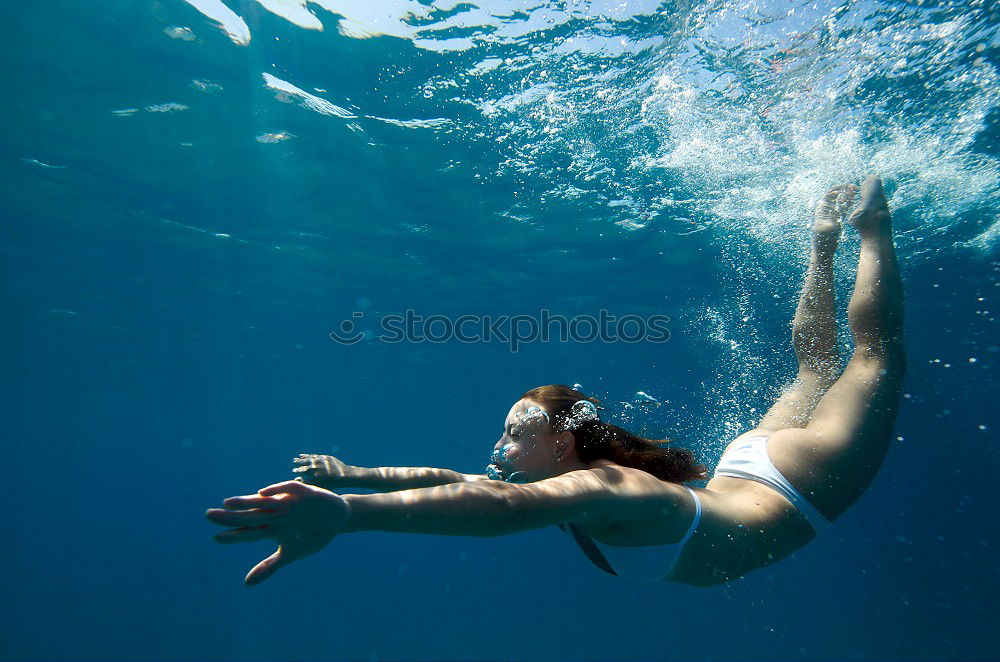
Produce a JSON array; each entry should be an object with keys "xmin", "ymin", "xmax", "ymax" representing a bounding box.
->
[
  {"xmin": 293, "ymin": 453, "xmax": 489, "ymax": 492},
  {"xmin": 342, "ymin": 467, "xmax": 625, "ymax": 536}
]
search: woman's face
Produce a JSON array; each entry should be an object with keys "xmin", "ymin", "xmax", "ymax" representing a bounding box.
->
[{"xmin": 490, "ymin": 398, "xmax": 558, "ymax": 481}]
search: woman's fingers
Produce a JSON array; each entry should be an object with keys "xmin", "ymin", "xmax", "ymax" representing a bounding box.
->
[
  {"xmin": 206, "ymin": 507, "xmax": 281, "ymax": 527},
  {"xmin": 294, "ymin": 454, "xmax": 341, "ymax": 464},
  {"xmin": 223, "ymin": 495, "xmax": 293, "ymax": 511},
  {"xmin": 259, "ymin": 479, "xmax": 314, "ymax": 497},
  {"xmin": 245, "ymin": 548, "xmax": 287, "ymax": 586},
  {"xmin": 214, "ymin": 525, "xmax": 270, "ymax": 544},
  {"xmin": 293, "ymin": 457, "xmax": 323, "ymax": 473}
]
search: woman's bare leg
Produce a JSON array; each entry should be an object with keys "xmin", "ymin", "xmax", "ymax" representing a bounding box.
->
[
  {"xmin": 756, "ymin": 185, "xmax": 856, "ymax": 431},
  {"xmin": 769, "ymin": 175, "xmax": 906, "ymax": 518}
]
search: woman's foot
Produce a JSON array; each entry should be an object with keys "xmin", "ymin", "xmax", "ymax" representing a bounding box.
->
[
  {"xmin": 813, "ymin": 184, "xmax": 857, "ymax": 252},
  {"xmin": 847, "ymin": 176, "xmax": 891, "ymax": 236}
]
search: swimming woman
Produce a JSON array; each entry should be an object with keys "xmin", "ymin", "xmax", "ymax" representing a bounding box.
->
[{"xmin": 207, "ymin": 175, "xmax": 905, "ymax": 587}]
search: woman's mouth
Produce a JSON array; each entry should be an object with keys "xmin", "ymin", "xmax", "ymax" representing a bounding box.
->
[{"xmin": 486, "ymin": 444, "xmax": 518, "ymax": 480}]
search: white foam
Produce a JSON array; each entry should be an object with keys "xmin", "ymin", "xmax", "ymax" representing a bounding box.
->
[
  {"xmin": 262, "ymin": 73, "xmax": 355, "ymax": 118},
  {"xmin": 254, "ymin": 0, "xmax": 322, "ymax": 30}
]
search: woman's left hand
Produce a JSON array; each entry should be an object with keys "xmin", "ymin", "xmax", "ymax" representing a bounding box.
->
[{"xmin": 206, "ymin": 480, "xmax": 350, "ymax": 586}]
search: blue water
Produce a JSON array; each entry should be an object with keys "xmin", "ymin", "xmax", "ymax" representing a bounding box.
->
[{"xmin": 2, "ymin": 0, "xmax": 997, "ymax": 659}]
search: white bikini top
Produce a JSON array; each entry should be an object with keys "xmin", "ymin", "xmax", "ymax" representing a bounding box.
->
[{"xmin": 560, "ymin": 486, "xmax": 702, "ymax": 583}]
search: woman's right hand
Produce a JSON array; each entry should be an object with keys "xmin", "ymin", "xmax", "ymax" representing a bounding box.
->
[{"xmin": 293, "ymin": 453, "xmax": 360, "ymax": 489}]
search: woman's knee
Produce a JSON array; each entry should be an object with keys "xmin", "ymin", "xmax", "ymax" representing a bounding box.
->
[
  {"xmin": 794, "ymin": 365, "xmax": 840, "ymax": 391},
  {"xmin": 851, "ymin": 343, "xmax": 906, "ymax": 374}
]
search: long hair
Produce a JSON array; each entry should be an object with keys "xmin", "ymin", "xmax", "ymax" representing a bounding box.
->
[{"xmin": 521, "ymin": 384, "xmax": 706, "ymax": 483}]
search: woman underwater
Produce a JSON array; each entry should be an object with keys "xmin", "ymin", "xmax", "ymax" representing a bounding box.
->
[{"xmin": 206, "ymin": 175, "xmax": 905, "ymax": 587}]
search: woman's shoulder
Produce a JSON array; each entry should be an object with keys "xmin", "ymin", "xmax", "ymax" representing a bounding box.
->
[
  {"xmin": 585, "ymin": 459, "xmax": 696, "ymax": 492},
  {"xmin": 583, "ymin": 459, "xmax": 699, "ymax": 498}
]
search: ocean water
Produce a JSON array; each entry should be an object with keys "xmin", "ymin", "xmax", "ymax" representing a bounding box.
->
[{"xmin": 1, "ymin": 0, "xmax": 997, "ymax": 660}]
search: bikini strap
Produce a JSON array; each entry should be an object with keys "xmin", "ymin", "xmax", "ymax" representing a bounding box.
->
[
  {"xmin": 558, "ymin": 523, "xmax": 617, "ymax": 576},
  {"xmin": 559, "ymin": 487, "xmax": 701, "ymax": 578},
  {"xmin": 678, "ymin": 487, "xmax": 702, "ymax": 546}
]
